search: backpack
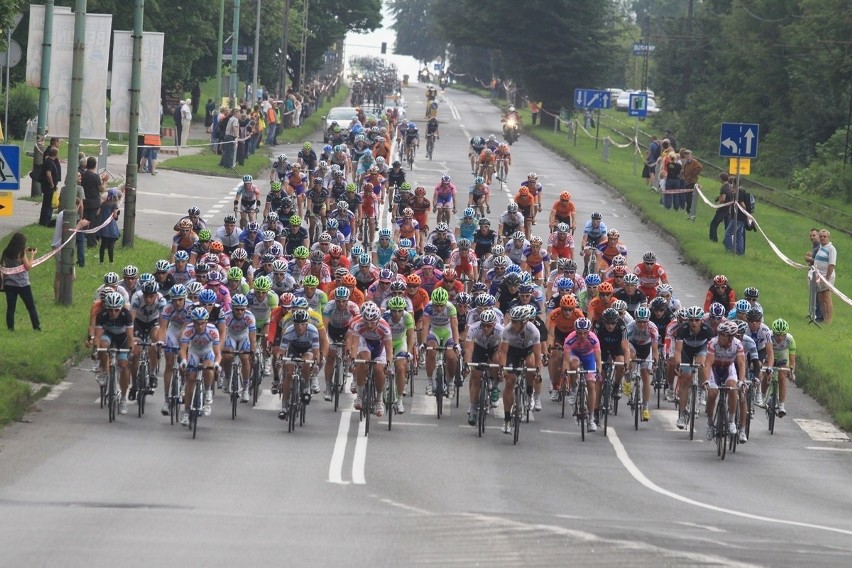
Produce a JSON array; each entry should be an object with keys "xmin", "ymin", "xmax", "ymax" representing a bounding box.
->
[{"xmin": 748, "ymin": 192, "xmax": 756, "ymax": 213}]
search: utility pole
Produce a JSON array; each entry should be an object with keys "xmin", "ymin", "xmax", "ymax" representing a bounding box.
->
[
  {"xmin": 123, "ymin": 0, "xmax": 144, "ymax": 248},
  {"xmin": 251, "ymin": 0, "xmax": 261, "ymax": 104},
  {"xmin": 683, "ymin": 0, "xmax": 694, "ymax": 108},
  {"xmin": 31, "ymin": 0, "xmax": 54, "ymax": 198},
  {"xmin": 216, "ymin": 0, "xmax": 224, "ymax": 105},
  {"xmin": 297, "ymin": 0, "xmax": 309, "ymax": 91},
  {"xmin": 229, "ymin": 0, "xmax": 241, "ymax": 103},
  {"xmin": 59, "ymin": 0, "xmax": 87, "ymax": 305},
  {"xmin": 641, "ymin": 15, "xmax": 650, "ymax": 93},
  {"xmin": 279, "ymin": 0, "xmax": 290, "ymax": 97}
]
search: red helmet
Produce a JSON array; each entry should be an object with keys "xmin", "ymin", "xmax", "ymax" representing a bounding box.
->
[
  {"xmin": 714, "ymin": 274, "xmax": 728, "ymax": 286},
  {"xmin": 443, "ymin": 268, "xmax": 457, "ymax": 281},
  {"xmin": 328, "ymin": 245, "xmax": 342, "ymax": 258}
]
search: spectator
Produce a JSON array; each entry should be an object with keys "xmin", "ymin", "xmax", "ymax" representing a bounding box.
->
[
  {"xmin": 805, "ymin": 228, "xmax": 823, "ymax": 320},
  {"xmin": 661, "ymin": 151, "xmax": 682, "ymax": 210},
  {"xmin": 680, "ymin": 149, "xmax": 703, "ymax": 214},
  {"xmin": 643, "ymin": 135, "xmax": 661, "ymax": 189},
  {"xmin": 81, "ymin": 157, "xmax": 105, "ymax": 247},
  {"xmin": 39, "ymin": 147, "xmax": 61, "ymax": 226},
  {"xmin": 205, "ymin": 98, "xmax": 216, "ymax": 133},
  {"xmin": 219, "ymin": 108, "xmax": 239, "ymax": 169},
  {"xmin": 97, "ymin": 189, "xmax": 122, "ymax": 264},
  {"xmin": 180, "ymin": 99, "xmax": 192, "ymax": 147},
  {"xmin": 173, "ymin": 100, "xmax": 184, "ymax": 147},
  {"xmin": 664, "ymin": 129, "xmax": 678, "ymax": 152},
  {"xmin": 529, "ymin": 100, "xmax": 541, "ymax": 126},
  {"xmin": 1, "ymin": 232, "xmax": 41, "ymax": 331},
  {"xmin": 724, "ymin": 180, "xmax": 752, "ymax": 255},
  {"xmin": 812, "ymin": 229, "xmax": 837, "ymax": 324},
  {"xmin": 52, "ymin": 200, "xmax": 89, "ymax": 300},
  {"xmin": 709, "ymin": 172, "xmax": 734, "ymax": 242}
]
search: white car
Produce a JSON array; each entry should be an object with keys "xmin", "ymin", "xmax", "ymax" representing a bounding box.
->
[{"xmin": 323, "ymin": 106, "xmax": 359, "ymax": 142}]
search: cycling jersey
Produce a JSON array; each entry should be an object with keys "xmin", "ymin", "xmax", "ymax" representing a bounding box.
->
[
  {"xmin": 549, "ymin": 308, "xmax": 584, "ymax": 335},
  {"xmin": 551, "ymin": 200, "xmax": 575, "ymax": 221},
  {"xmin": 770, "ymin": 332, "xmax": 795, "ymax": 363},
  {"xmin": 500, "ymin": 211, "xmax": 524, "ymax": 235},
  {"xmin": 505, "ymin": 239, "xmax": 529, "ymax": 266},
  {"xmin": 457, "ymin": 219, "xmax": 477, "ymax": 241},
  {"xmin": 351, "ymin": 317, "xmax": 393, "ymax": 343},
  {"xmin": 130, "ymin": 291, "xmax": 167, "ymax": 325},
  {"xmin": 279, "ymin": 322, "xmax": 320, "ymax": 353},
  {"xmin": 223, "ymin": 310, "xmax": 257, "ymax": 352},
  {"xmin": 448, "ymin": 249, "xmax": 478, "ymax": 274},
  {"xmin": 674, "ymin": 322, "xmax": 714, "ymax": 352},
  {"xmin": 375, "ymin": 243, "xmax": 398, "ymax": 267},
  {"xmin": 469, "ymin": 184, "xmax": 489, "ymax": 198},
  {"xmin": 383, "ymin": 310, "xmax": 415, "ymax": 354},
  {"xmin": 522, "ymin": 246, "xmax": 550, "ymax": 274},
  {"xmin": 707, "ymin": 337, "xmax": 743, "ymax": 383},
  {"xmin": 582, "ymin": 220, "xmax": 607, "ymax": 245},
  {"xmin": 247, "ymin": 290, "xmax": 279, "ymax": 327},
  {"xmin": 564, "ymin": 331, "xmax": 601, "ymax": 363},
  {"xmin": 613, "ymin": 288, "xmax": 647, "ymax": 317},
  {"xmin": 627, "ymin": 321, "xmax": 658, "ymax": 359},
  {"xmin": 270, "ymin": 273, "xmax": 297, "ymax": 297},
  {"xmin": 181, "ymin": 324, "xmax": 219, "ymax": 367},
  {"xmin": 96, "ymin": 308, "xmax": 134, "ymax": 339},
  {"xmin": 467, "ymin": 321, "xmax": 504, "ymax": 350},
  {"xmin": 434, "ymin": 182, "xmax": 456, "ymax": 205},
  {"xmin": 547, "ymin": 233, "xmax": 574, "ymax": 259},
  {"xmin": 235, "ymin": 184, "xmax": 261, "ymax": 206},
  {"xmin": 748, "ymin": 322, "xmax": 772, "ymax": 351},
  {"xmin": 634, "ymin": 263, "xmax": 666, "ymax": 298},
  {"xmin": 215, "ymin": 226, "xmax": 242, "ymax": 253},
  {"xmin": 501, "ymin": 322, "xmax": 540, "ymax": 349}
]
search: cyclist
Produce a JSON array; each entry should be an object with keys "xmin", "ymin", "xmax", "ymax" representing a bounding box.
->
[
  {"xmin": 455, "ymin": 208, "xmax": 479, "ymax": 242},
  {"xmin": 118, "ymin": 265, "xmax": 140, "ymax": 298},
  {"xmin": 747, "ymin": 308, "xmax": 775, "ymax": 408},
  {"xmin": 766, "ymin": 318, "xmax": 795, "ymax": 418},
  {"xmin": 546, "ymin": 294, "xmax": 584, "ymax": 397},
  {"xmin": 504, "ymin": 231, "xmax": 529, "ymax": 268},
  {"xmin": 477, "ymin": 148, "xmax": 496, "ymax": 184},
  {"xmin": 562, "ymin": 317, "xmax": 603, "ymax": 432},
  {"xmin": 347, "ymin": 301, "xmax": 394, "ymax": 417},
  {"xmin": 626, "ymin": 306, "xmax": 659, "ymax": 422},
  {"xmin": 220, "ymin": 293, "xmax": 257, "ymax": 403},
  {"xmin": 498, "ymin": 202, "xmax": 524, "ymax": 245},
  {"xmin": 520, "ymin": 172, "xmax": 543, "ymax": 223},
  {"xmin": 129, "ymin": 280, "xmax": 166, "ymax": 396},
  {"xmin": 403, "ymin": 122, "xmax": 419, "ymax": 163},
  {"xmin": 286, "ymin": 163, "xmax": 309, "ymax": 217},
  {"xmin": 463, "ymin": 308, "xmax": 503, "ymax": 425},
  {"xmin": 494, "ymin": 142, "xmax": 512, "ymax": 181},
  {"xmin": 322, "ymin": 286, "xmax": 362, "ymax": 399},
  {"xmin": 468, "ymin": 177, "xmax": 490, "ymax": 215},
  {"xmin": 171, "ymin": 219, "xmax": 198, "ymax": 259},
  {"xmin": 366, "ymin": 268, "xmax": 396, "ymax": 307},
  {"xmin": 177, "ymin": 307, "xmax": 221, "ymax": 425},
  {"xmin": 263, "ymin": 181, "xmax": 287, "ymax": 218},
  {"xmin": 522, "ymin": 236, "xmax": 551, "ymax": 284},
  {"xmin": 580, "ymin": 212, "xmax": 607, "ymax": 276},
  {"xmin": 425, "ymin": 117, "xmax": 440, "ymax": 155},
  {"xmin": 173, "ymin": 206, "xmax": 207, "ymax": 234},
  {"xmin": 634, "ymin": 252, "xmax": 668, "ymax": 300},
  {"xmin": 153, "ymin": 260, "xmax": 176, "ymax": 294},
  {"xmin": 383, "ymin": 296, "xmax": 417, "ymax": 414},
  {"xmin": 433, "ymin": 175, "xmax": 457, "ymax": 220},
  {"xmin": 593, "ymin": 307, "xmax": 629, "ymax": 404},
  {"xmin": 614, "ymin": 273, "xmax": 647, "ymax": 318},
  {"xmin": 468, "ymin": 135, "xmax": 486, "ymax": 173},
  {"xmin": 215, "ymin": 215, "xmax": 242, "ymax": 255},
  {"xmin": 157, "ymin": 284, "xmax": 192, "ymax": 415},
  {"xmin": 299, "ymin": 274, "xmax": 328, "ymax": 313},
  {"xmin": 386, "ymin": 161, "xmax": 406, "ymax": 207},
  {"xmin": 514, "ymin": 186, "xmax": 536, "ymax": 238},
  {"xmin": 274, "ymin": 309, "xmax": 321, "ymax": 421},
  {"xmin": 410, "ymin": 187, "xmax": 431, "ymax": 244},
  {"xmin": 372, "ymin": 229, "xmax": 398, "ymax": 267},
  {"xmin": 360, "ymin": 182, "xmax": 380, "ymax": 243},
  {"xmin": 597, "ymin": 229, "xmax": 628, "ymax": 273},
  {"xmin": 94, "ymin": 292, "xmax": 136, "ymax": 415},
  {"xmin": 672, "ymin": 306, "xmax": 715, "ymax": 430},
  {"xmin": 704, "ymin": 274, "xmax": 736, "ymax": 312},
  {"xmin": 447, "ymin": 239, "xmax": 478, "ymax": 283},
  {"xmin": 297, "ymin": 142, "xmax": 318, "ymax": 179},
  {"xmin": 305, "ymin": 178, "xmax": 330, "ymax": 236},
  {"xmin": 702, "ymin": 320, "xmax": 745, "ymax": 441},
  {"xmin": 549, "ymin": 191, "xmax": 576, "ymax": 232},
  {"xmin": 422, "ymin": 287, "xmax": 461, "ymax": 396},
  {"xmin": 269, "ymin": 153, "xmax": 290, "ymax": 182},
  {"xmin": 426, "ymin": 223, "xmax": 456, "ymax": 263},
  {"xmin": 234, "ymin": 175, "xmax": 261, "ymax": 228},
  {"xmin": 497, "ymin": 305, "xmax": 542, "ymax": 434},
  {"xmin": 327, "ymin": 201, "xmax": 356, "ymax": 249}
]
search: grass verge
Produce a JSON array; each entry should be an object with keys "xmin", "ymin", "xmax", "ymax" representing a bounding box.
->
[
  {"xmin": 450, "ymin": 87, "xmax": 852, "ymax": 430},
  {"xmin": 277, "ymin": 86, "xmax": 350, "ymax": 144},
  {"xmin": 157, "ymin": 149, "xmax": 270, "ymax": 179},
  {"xmin": 0, "ymin": 225, "xmax": 170, "ymax": 422}
]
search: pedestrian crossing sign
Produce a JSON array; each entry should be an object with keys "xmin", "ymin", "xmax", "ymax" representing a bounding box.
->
[{"xmin": 0, "ymin": 145, "xmax": 21, "ymax": 190}]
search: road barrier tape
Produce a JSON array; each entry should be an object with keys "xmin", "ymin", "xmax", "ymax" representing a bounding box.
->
[
  {"xmin": 695, "ymin": 185, "xmax": 733, "ymax": 210},
  {"xmin": 810, "ymin": 268, "xmax": 852, "ymax": 307},
  {"xmin": 734, "ymin": 202, "xmax": 808, "ymax": 270},
  {"xmin": 603, "ymin": 136, "xmax": 633, "ymax": 150}
]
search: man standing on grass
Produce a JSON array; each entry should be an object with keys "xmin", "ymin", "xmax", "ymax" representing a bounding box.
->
[
  {"xmin": 809, "ymin": 229, "xmax": 836, "ymax": 324},
  {"xmin": 173, "ymin": 100, "xmax": 184, "ymax": 147},
  {"xmin": 180, "ymin": 99, "xmax": 192, "ymax": 147},
  {"xmin": 805, "ymin": 228, "xmax": 823, "ymax": 320}
]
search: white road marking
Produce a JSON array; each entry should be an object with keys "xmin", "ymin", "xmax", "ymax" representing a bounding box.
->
[
  {"xmin": 43, "ymin": 382, "xmax": 72, "ymax": 401},
  {"xmin": 676, "ymin": 521, "xmax": 727, "ymax": 533},
  {"xmin": 806, "ymin": 446, "xmax": 852, "ymax": 453},
  {"xmin": 794, "ymin": 419, "xmax": 850, "ymax": 442},
  {"xmin": 606, "ymin": 427, "xmax": 852, "ymax": 537},
  {"xmin": 328, "ymin": 410, "xmax": 352, "ymax": 485},
  {"xmin": 352, "ymin": 419, "xmax": 368, "ymax": 484},
  {"xmin": 136, "ymin": 191, "xmax": 221, "ymax": 200}
]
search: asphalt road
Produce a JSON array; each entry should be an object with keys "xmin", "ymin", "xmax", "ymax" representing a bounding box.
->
[{"xmin": 1, "ymin": 86, "xmax": 850, "ymax": 567}]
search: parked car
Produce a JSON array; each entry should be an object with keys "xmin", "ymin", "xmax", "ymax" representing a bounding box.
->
[
  {"xmin": 615, "ymin": 90, "xmax": 658, "ymax": 112},
  {"xmin": 323, "ymin": 106, "xmax": 359, "ymax": 142}
]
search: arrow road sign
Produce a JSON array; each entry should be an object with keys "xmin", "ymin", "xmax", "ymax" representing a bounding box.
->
[
  {"xmin": 0, "ymin": 145, "xmax": 20, "ymax": 190},
  {"xmin": 573, "ymin": 89, "xmax": 611, "ymax": 109},
  {"xmin": 719, "ymin": 122, "xmax": 759, "ymax": 158},
  {"xmin": 628, "ymin": 93, "xmax": 647, "ymax": 118},
  {"xmin": 0, "ymin": 191, "xmax": 13, "ymax": 216}
]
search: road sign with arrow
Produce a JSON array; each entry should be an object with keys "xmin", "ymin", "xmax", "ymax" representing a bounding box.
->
[
  {"xmin": 719, "ymin": 122, "xmax": 759, "ymax": 158},
  {"xmin": 573, "ymin": 88, "xmax": 611, "ymax": 109},
  {"xmin": 0, "ymin": 191, "xmax": 13, "ymax": 216}
]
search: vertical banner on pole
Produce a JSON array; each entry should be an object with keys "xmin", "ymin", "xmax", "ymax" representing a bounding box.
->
[
  {"xmin": 25, "ymin": 5, "xmax": 45, "ymax": 88},
  {"xmin": 46, "ymin": 10, "xmax": 75, "ymax": 138},
  {"xmin": 110, "ymin": 31, "xmax": 164, "ymax": 135}
]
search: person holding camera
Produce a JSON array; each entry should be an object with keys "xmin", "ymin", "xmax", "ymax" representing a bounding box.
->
[
  {"xmin": 96, "ymin": 189, "xmax": 122, "ymax": 264},
  {"xmin": 1, "ymin": 232, "xmax": 41, "ymax": 331}
]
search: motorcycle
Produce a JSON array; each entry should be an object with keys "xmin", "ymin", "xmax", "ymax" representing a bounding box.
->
[{"xmin": 503, "ymin": 117, "xmax": 519, "ymax": 145}]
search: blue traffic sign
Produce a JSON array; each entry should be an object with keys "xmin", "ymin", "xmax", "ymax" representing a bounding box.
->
[
  {"xmin": 627, "ymin": 93, "xmax": 647, "ymax": 118},
  {"xmin": 573, "ymin": 88, "xmax": 611, "ymax": 109},
  {"xmin": 0, "ymin": 145, "xmax": 21, "ymax": 190},
  {"xmin": 632, "ymin": 43, "xmax": 656, "ymax": 56},
  {"xmin": 719, "ymin": 122, "xmax": 759, "ymax": 158}
]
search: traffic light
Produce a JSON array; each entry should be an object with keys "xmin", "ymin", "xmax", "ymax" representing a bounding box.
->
[{"xmin": 381, "ymin": 42, "xmax": 387, "ymax": 54}]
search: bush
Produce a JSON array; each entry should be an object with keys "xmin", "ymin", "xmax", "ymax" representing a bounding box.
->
[
  {"xmin": 3, "ymin": 84, "xmax": 38, "ymax": 139},
  {"xmin": 791, "ymin": 127, "xmax": 852, "ymax": 202}
]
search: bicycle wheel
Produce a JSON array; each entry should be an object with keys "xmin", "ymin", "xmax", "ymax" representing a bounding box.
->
[
  {"xmin": 137, "ymin": 359, "xmax": 148, "ymax": 418},
  {"xmin": 454, "ymin": 365, "xmax": 462, "ymax": 409},
  {"xmin": 577, "ymin": 384, "xmax": 586, "ymax": 442},
  {"xmin": 192, "ymin": 385, "xmax": 201, "ymax": 439},
  {"xmin": 633, "ymin": 378, "xmax": 641, "ymax": 431},
  {"xmin": 288, "ymin": 376, "xmax": 299, "ymax": 433},
  {"xmin": 730, "ymin": 402, "xmax": 739, "ymax": 454},
  {"xmin": 601, "ymin": 379, "xmax": 610, "ymax": 437},
  {"xmin": 365, "ymin": 370, "xmax": 373, "ymax": 436},
  {"xmin": 478, "ymin": 375, "xmax": 488, "ymax": 437},
  {"xmin": 435, "ymin": 365, "xmax": 444, "ymax": 419},
  {"xmin": 688, "ymin": 384, "xmax": 697, "ymax": 440},
  {"xmin": 300, "ymin": 379, "xmax": 307, "ymax": 428},
  {"xmin": 387, "ymin": 370, "xmax": 394, "ymax": 431},
  {"xmin": 230, "ymin": 365, "xmax": 239, "ymax": 420},
  {"xmin": 746, "ymin": 385, "xmax": 754, "ymax": 439},
  {"xmin": 655, "ymin": 363, "xmax": 664, "ymax": 409},
  {"xmin": 512, "ymin": 388, "xmax": 522, "ymax": 446},
  {"xmin": 108, "ymin": 366, "xmax": 117, "ymax": 423},
  {"xmin": 332, "ymin": 362, "xmax": 341, "ymax": 412},
  {"xmin": 715, "ymin": 401, "xmax": 726, "ymax": 460},
  {"xmin": 560, "ymin": 379, "xmax": 567, "ymax": 418},
  {"xmin": 767, "ymin": 392, "xmax": 776, "ymax": 435}
]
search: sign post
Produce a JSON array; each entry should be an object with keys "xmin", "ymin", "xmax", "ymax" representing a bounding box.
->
[
  {"xmin": 0, "ymin": 144, "xmax": 21, "ymax": 190},
  {"xmin": 719, "ymin": 122, "xmax": 759, "ymax": 255}
]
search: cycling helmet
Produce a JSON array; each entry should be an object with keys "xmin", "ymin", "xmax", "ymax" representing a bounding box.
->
[
  {"xmin": 231, "ymin": 248, "xmax": 248, "ymax": 262},
  {"xmin": 735, "ymin": 320, "xmax": 749, "ymax": 335},
  {"xmin": 642, "ymin": 251, "xmax": 657, "ymax": 263},
  {"xmin": 734, "ymin": 299, "xmax": 750, "ymax": 313},
  {"xmin": 195, "ymin": 262, "xmax": 209, "ymax": 274},
  {"xmin": 402, "ymin": 207, "xmax": 414, "ymax": 217},
  {"xmin": 294, "ymin": 246, "xmax": 310, "ymax": 259},
  {"xmin": 389, "ymin": 281, "xmax": 406, "ymax": 293},
  {"xmin": 509, "ymin": 306, "xmax": 528, "ymax": 321},
  {"xmin": 378, "ymin": 228, "xmax": 392, "ymax": 239},
  {"xmin": 475, "ymin": 294, "xmax": 496, "ymax": 308},
  {"xmin": 556, "ymin": 277, "xmax": 574, "ymax": 291},
  {"xmin": 436, "ymin": 222, "xmax": 449, "ymax": 232},
  {"xmin": 170, "ymin": 284, "xmax": 188, "ymax": 299},
  {"xmin": 310, "ymin": 250, "xmax": 325, "ymax": 263},
  {"xmin": 744, "ymin": 287, "xmax": 759, "ymax": 299},
  {"xmin": 685, "ymin": 306, "xmax": 704, "ymax": 319},
  {"xmin": 155, "ymin": 259, "xmax": 171, "ymax": 272},
  {"xmin": 342, "ymin": 274, "xmax": 357, "ymax": 287},
  {"xmin": 423, "ymin": 244, "xmax": 438, "ymax": 255},
  {"xmin": 713, "ymin": 274, "xmax": 728, "ymax": 286},
  {"xmin": 178, "ymin": 219, "xmax": 193, "ymax": 230},
  {"xmin": 456, "ymin": 292, "xmax": 472, "ymax": 307},
  {"xmin": 656, "ymin": 283, "xmax": 673, "ymax": 296},
  {"xmin": 490, "ymin": 255, "xmax": 509, "ymax": 269},
  {"xmin": 139, "ymin": 273, "xmax": 155, "ymax": 285},
  {"xmin": 285, "ymin": 309, "xmax": 306, "ymax": 324},
  {"xmin": 504, "ymin": 273, "xmax": 522, "ymax": 286},
  {"xmin": 103, "ymin": 291, "xmax": 125, "ymax": 309},
  {"xmin": 379, "ymin": 269, "xmax": 394, "ymax": 282},
  {"xmin": 210, "ymin": 242, "xmax": 224, "ymax": 253},
  {"xmin": 207, "ymin": 270, "xmax": 222, "ymax": 284},
  {"xmin": 224, "ymin": 213, "xmax": 238, "ymax": 225},
  {"xmin": 318, "ymin": 232, "xmax": 332, "ymax": 244},
  {"xmin": 329, "ymin": 245, "xmax": 342, "ymax": 258},
  {"xmin": 458, "ymin": 238, "xmax": 471, "ymax": 249},
  {"xmin": 602, "ymin": 308, "xmax": 619, "ymax": 323},
  {"xmin": 261, "ymin": 253, "xmax": 276, "ymax": 265},
  {"xmin": 247, "ymin": 222, "xmax": 261, "ymax": 232},
  {"xmin": 351, "ymin": 245, "xmax": 364, "ymax": 258},
  {"xmin": 260, "ymin": 230, "xmax": 275, "ymax": 242},
  {"xmin": 289, "ymin": 215, "xmax": 302, "ymax": 227},
  {"xmin": 556, "ymin": 222, "xmax": 570, "ymax": 234},
  {"xmin": 585, "ymin": 274, "xmax": 602, "ymax": 286},
  {"xmin": 230, "ymin": 293, "xmax": 248, "ymax": 308},
  {"xmin": 463, "ymin": 207, "xmax": 475, "ymax": 219},
  {"xmin": 141, "ymin": 281, "xmax": 159, "ymax": 295},
  {"xmin": 622, "ymin": 273, "xmax": 640, "ymax": 286},
  {"xmin": 506, "ymin": 265, "xmax": 522, "ymax": 275},
  {"xmin": 529, "ymin": 235, "xmax": 543, "ymax": 246},
  {"xmin": 242, "ymin": 174, "xmax": 253, "ymax": 183},
  {"xmin": 197, "ymin": 229, "xmax": 212, "ymax": 242},
  {"xmin": 717, "ymin": 320, "xmax": 738, "ymax": 336},
  {"xmin": 472, "ymin": 282, "xmax": 488, "ymax": 294},
  {"xmin": 574, "ymin": 317, "xmax": 592, "ymax": 331},
  {"xmin": 254, "ymin": 276, "xmax": 272, "ymax": 291},
  {"xmin": 303, "ymin": 275, "xmax": 320, "ymax": 287},
  {"xmin": 198, "ymin": 289, "xmax": 217, "ymax": 304},
  {"xmin": 431, "ymin": 287, "xmax": 449, "ymax": 305},
  {"xmin": 406, "ymin": 274, "xmax": 422, "ymax": 286},
  {"xmin": 270, "ymin": 182, "xmax": 282, "ymax": 193},
  {"xmin": 650, "ymin": 297, "xmax": 668, "ymax": 311},
  {"xmin": 611, "ymin": 254, "xmax": 627, "ymax": 267},
  {"xmin": 607, "ymin": 228, "xmax": 620, "ymax": 239},
  {"xmin": 492, "ymin": 244, "xmax": 505, "ymax": 256},
  {"xmin": 441, "ymin": 175, "xmax": 451, "ymax": 184},
  {"xmin": 560, "ymin": 295, "xmax": 578, "ymax": 309},
  {"xmin": 519, "ymin": 272, "xmax": 532, "ymax": 284},
  {"xmin": 399, "ymin": 238, "xmax": 413, "ymax": 248},
  {"xmin": 361, "ymin": 301, "xmax": 381, "ymax": 321},
  {"xmin": 746, "ymin": 308, "xmax": 763, "ymax": 322},
  {"xmin": 335, "ymin": 286, "xmax": 351, "ymax": 300},
  {"xmin": 336, "ymin": 201, "xmax": 349, "ymax": 212},
  {"xmin": 123, "ymin": 265, "xmax": 139, "ymax": 278},
  {"xmin": 479, "ymin": 218, "xmax": 491, "ymax": 226},
  {"xmin": 611, "ymin": 299, "xmax": 628, "ymax": 311},
  {"xmin": 598, "ymin": 282, "xmax": 614, "ymax": 294},
  {"xmin": 518, "ymin": 186, "xmax": 530, "ymax": 196},
  {"xmin": 635, "ymin": 306, "xmax": 651, "ymax": 321},
  {"xmin": 104, "ymin": 272, "xmax": 120, "ymax": 285},
  {"xmin": 518, "ymin": 283, "xmax": 534, "ymax": 294},
  {"xmin": 266, "ymin": 212, "xmax": 279, "ymax": 223},
  {"xmin": 478, "ymin": 309, "xmax": 497, "ymax": 324},
  {"xmin": 591, "ymin": 212, "xmax": 602, "ymax": 220},
  {"xmin": 278, "ymin": 292, "xmax": 294, "ymax": 307},
  {"xmin": 334, "ymin": 268, "xmax": 349, "ymax": 280},
  {"xmin": 512, "ymin": 231, "xmax": 525, "ymax": 241},
  {"xmin": 187, "ymin": 306, "xmax": 209, "ymax": 322},
  {"xmin": 292, "ymin": 297, "xmax": 309, "ymax": 309},
  {"xmin": 395, "ymin": 249, "xmax": 410, "ymax": 261},
  {"xmin": 709, "ymin": 302, "xmax": 726, "ymax": 318},
  {"xmin": 358, "ymin": 253, "xmax": 371, "ymax": 266},
  {"xmin": 612, "ymin": 266, "xmax": 628, "ymax": 278},
  {"xmin": 387, "ymin": 296, "xmax": 407, "ymax": 310},
  {"xmin": 771, "ymin": 318, "xmax": 789, "ymax": 334},
  {"xmin": 565, "ymin": 259, "xmax": 578, "ymax": 272},
  {"xmin": 302, "ymin": 142, "xmax": 312, "ymax": 151}
]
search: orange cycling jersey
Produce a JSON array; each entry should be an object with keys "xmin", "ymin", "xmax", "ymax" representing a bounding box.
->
[
  {"xmin": 409, "ymin": 288, "xmax": 430, "ymax": 312},
  {"xmin": 478, "ymin": 151, "xmax": 495, "ymax": 165},
  {"xmin": 515, "ymin": 193, "xmax": 534, "ymax": 208},
  {"xmin": 587, "ymin": 296, "xmax": 613, "ymax": 323},
  {"xmin": 549, "ymin": 307, "xmax": 585, "ymax": 334},
  {"xmin": 373, "ymin": 144, "xmax": 391, "ymax": 160},
  {"xmin": 398, "ymin": 220, "xmax": 417, "ymax": 240},
  {"xmin": 327, "ymin": 285, "xmax": 365, "ymax": 306},
  {"xmin": 552, "ymin": 201, "xmax": 575, "ymax": 218},
  {"xmin": 524, "ymin": 247, "xmax": 545, "ymax": 268}
]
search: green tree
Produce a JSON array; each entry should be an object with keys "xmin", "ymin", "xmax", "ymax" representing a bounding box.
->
[{"xmin": 388, "ymin": 0, "xmax": 445, "ymax": 64}]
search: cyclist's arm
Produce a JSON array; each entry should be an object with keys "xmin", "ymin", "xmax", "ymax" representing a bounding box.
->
[
  {"xmin": 497, "ymin": 340, "xmax": 508, "ymax": 367},
  {"xmin": 450, "ymin": 315, "xmax": 460, "ymax": 346},
  {"xmin": 764, "ymin": 339, "xmax": 774, "ymax": 369}
]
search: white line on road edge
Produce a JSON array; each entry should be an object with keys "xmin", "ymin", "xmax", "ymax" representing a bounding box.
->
[
  {"xmin": 676, "ymin": 521, "xmax": 727, "ymax": 533},
  {"xmin": 328, "ymin": 410, "xmax": 353, "ymax": 484},
  {"xmin": 352, "ymin": 418, "xmax": 368, "ymax": 484},
  {"xmin": 606, "ymin": 427, "xmax": 852, "ymax": 537},
  {"xmin": 806, "ymin": 446, "xmax": 852, "ymax": 453},
  {"xmin": 43, "ymin": 382, "xmax": 72, "ymax": 401},
  {"xmin": 794, "ymin": 419, "xmax": 851, "ymax": 442}
]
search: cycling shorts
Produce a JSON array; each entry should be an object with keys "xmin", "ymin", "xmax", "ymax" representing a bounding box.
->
[
  {"xmin": 291, "ymin": 184, "xmax": 306, "ymax": 196},
  {"xmin": 682, "ymin": 345, "xmax": 708, "ymax": 363},
  {"xmin": 569, "ymin": 352, "xmax": 598, "ymax": 377},
  {"xmin": 427, "ymin": 326, "xmax": 454, "ymax": 348},
  {"xmin": 472, "ymin": 343, "xmax": 498, "ymax": 364},
  {"xmin": 187, "ymin": 350, "xmax": 215, "ymax": 368},
  {"xmin": 133, "ymin": 320, "xmax": 158, "ymax": 340},
  {"xmin": 519, "ymin": 204, "xmax": 533, "ymax": 219},
  {"xmin": 502, "ymin": 224, "xmax": 520, "ymax": 237},
  {"xmin": 224, "ymin": 335, "xmax": 251, "ymax": 353},
  {"xmin": 436, "ymin": 194, "xmax": 453, "ymax": 205},
  {"xmin": 506, "ymin": 346, "xmax": 533, "ymax": 370},
  {"xmin": 327, "ymin": 324, "xmax": 347, "ymax": 343},
  {"xmin": 708, "ymin": 362, "xmax": 737, "ymax": 388},
  {"xmin": 600, "ymin": 343, "xmax": 624, "ymax": 362},
  {"xmin": 99, "ymin": 333, "xmax": 130, "ymax": 359},
  {"xmin": 631, "ymin": 345, "xmax": 653, "ymax": 370},
  {"xmin": 310, "ymin": 202, "xmax": 327, "ymax": 216},
  {"xmin": 357, "ymin": 336, "xmax": 386, "ymax": 364},
  {"xmin": 165, "ymin": 326, "xmax": 184, "ymax": 352}
]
